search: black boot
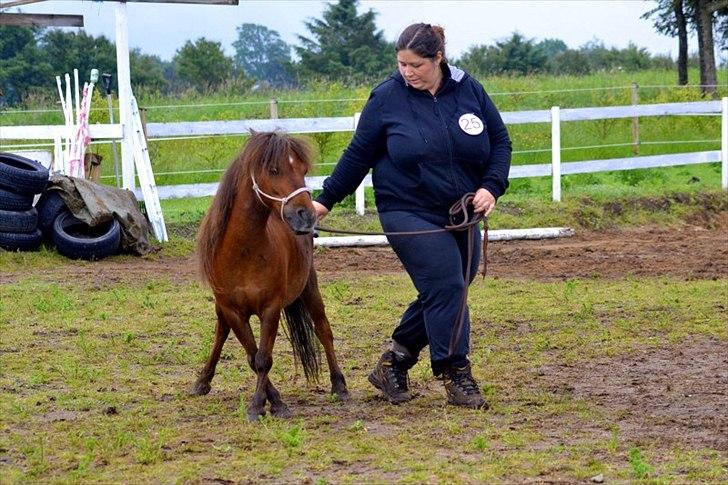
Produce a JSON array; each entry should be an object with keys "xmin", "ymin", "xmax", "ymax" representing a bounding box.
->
[
  {"xmin": 441, "ymin": 364, "xmax": 488, "ymax": 409},
  {"xmin": 368, "ymin": 350, "xmax": 415, "ymax": 404}
]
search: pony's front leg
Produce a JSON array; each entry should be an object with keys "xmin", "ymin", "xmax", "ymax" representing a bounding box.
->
[
  {"xmin": 303, "ymin": 269, "xmax": 349, "ymax": 400},
  {"xmin": 189, "ymin": 307, "xmax": 231, "ymax": 396},
  {"xmin": 247, "ymin": 307, "xmax": 282, "ymax": 421},
  {"xmin": 226, "ymin": 310, "xmax": 291, "ymax": 418}
]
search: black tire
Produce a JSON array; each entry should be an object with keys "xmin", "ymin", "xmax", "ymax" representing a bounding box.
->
[
  {"xmin": 52, "ymin": 211, "xmax": 121, "ymax": 260},
  {"xmin": 0, "ymin": 207, "xmax": 38, "ymax": 233},
  {"xmin": 0, "ymin": 228, "xmax": 42, "ymax": 252},
  {"xmin": 0, "ymin": 186, "xmax": 33, "ymax": 211},
  {"xmin": 36, "ymin": 190, "xmax": 67, "ymax": 236},
  {"xmin": 0, "ymin": 152, "xmax": 49, "ymax": 195}
]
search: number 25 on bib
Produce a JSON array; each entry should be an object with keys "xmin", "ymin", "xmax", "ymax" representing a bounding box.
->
[{"xmin": 458, "ymin": 113, "xmax": 484, "ymax": 136}]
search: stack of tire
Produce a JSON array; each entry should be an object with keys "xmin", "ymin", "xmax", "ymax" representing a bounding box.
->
[
  {"xmin": 37, "ymin": 190, "xmax": 122, "ymax": 260},
  {"xmin": 0, "ymin": 153, "xmax": 48, "ymax": 252},
  {"xmin": 1, "ymin": 152, "xmax": 122, "ymax": 260}
]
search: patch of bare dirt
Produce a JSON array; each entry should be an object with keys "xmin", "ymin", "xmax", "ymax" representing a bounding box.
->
[
  {"xmin": 1, "ymin": 223, "xmax": 726, "ymax": 286},
  {"xmin": 539, "ymin": 338, "xmax": 728, "ymax": 451}
]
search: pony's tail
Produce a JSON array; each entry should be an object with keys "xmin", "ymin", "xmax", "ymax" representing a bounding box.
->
[{"xmin": 282, "ymin": 297, "xmax": 321, "ymax": 383}]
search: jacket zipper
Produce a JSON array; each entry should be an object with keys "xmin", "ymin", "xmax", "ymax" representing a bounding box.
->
[{"xmin": 432, "ymin": 95, "xmax": 459, "ymax": 192}]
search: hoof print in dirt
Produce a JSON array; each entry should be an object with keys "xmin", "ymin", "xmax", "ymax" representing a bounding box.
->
[
  {"xmin": 0, "ymin": 153, "xmax": 49, "ymax": 195},
  {"xmin": 52, "ymin": 211, "xmax": 121, "ymax": 260}
]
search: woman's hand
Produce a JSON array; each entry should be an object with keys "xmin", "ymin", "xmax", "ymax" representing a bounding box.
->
[
  {"xmin": 472, "ymin": 188, "xmax": 496, "ymax": 216},
  {"xmin": 312, "ymin": 201, "xmax": 330, "ymax": 221}
]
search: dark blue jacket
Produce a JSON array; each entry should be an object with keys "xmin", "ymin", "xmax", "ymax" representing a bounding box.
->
[{"xmin": 316, "ymin": 64, "xmax": 512, "ymax": 213}]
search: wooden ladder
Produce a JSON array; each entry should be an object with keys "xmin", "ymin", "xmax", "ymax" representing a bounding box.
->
[{"xmin": 130, "ymin": 96, "xmax": 168, "ymax": 242}]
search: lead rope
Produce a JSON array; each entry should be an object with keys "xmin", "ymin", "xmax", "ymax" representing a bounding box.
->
[{"xmin": 315, "ymin": 193, "xmax": 489, "ymax": 360}]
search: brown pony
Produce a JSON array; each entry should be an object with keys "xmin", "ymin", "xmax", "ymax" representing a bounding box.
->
[{"xmin": 192, "ymin": 131, "xmax": 349, "ymax": 421}]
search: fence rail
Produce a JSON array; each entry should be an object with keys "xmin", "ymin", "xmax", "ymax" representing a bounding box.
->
[{"xmin": 2, "ymin": 99, "xmax": 727, "ymax": 209}]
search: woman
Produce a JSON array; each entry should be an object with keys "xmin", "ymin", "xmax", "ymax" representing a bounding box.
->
[{"xmin": 313, "ymin": 23, "xmax": 511, "ymax": 409}]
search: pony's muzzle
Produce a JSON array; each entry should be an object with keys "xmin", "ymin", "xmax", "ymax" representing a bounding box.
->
[{"xmin": 284, "ymin": 206, "xmax": 317, "ymax": 235}]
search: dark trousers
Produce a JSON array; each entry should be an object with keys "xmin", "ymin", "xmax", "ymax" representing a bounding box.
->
[{"xmin": 379, "ymin": 210, "xmax": 481, "ymax": 375}]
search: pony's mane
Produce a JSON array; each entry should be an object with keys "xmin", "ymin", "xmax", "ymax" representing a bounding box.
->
[{"xmin": 197, "ymin": 131, "xmax": 313, "ymax": 288}]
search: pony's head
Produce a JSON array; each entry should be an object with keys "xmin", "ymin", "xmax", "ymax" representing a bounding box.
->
[
  {"xmin": 243, "ymin": 131, "xmax": 316, "ymax": 234},
  {"xmin": 197, "ymin": 131, "xmax": 316, "ymax": 288}
]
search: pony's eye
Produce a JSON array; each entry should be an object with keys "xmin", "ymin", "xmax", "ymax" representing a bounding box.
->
[{"xmin": 269, "ymin": 167, "xmax": 279, "ymax": 175}]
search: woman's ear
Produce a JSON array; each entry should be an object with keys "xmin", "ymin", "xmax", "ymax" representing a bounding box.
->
[{"xmin": 434, "ymin": 51, "xmax": 444, "ymax": 65}]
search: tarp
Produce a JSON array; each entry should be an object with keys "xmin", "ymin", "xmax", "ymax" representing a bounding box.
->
[{"xmin": 46, "ymin": 174, "xmax": 157, "ymax": 255}]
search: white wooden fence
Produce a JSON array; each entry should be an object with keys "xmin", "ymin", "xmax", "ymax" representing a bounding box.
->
[{"xmin": 2, "ymin": 99, "xmax": 727, "ymax": 212}]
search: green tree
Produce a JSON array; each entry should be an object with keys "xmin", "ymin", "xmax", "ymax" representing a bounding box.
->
[
  {"xmin": 233, "ymin": 23, "xmax": 293, "ymax": 86},
  {"xmin": 129, "ymin": 49, "xmax": 168, "ymax": 94},
  {"xmin": 40, "ymin": 30, "xmax": 117, "ymax": 84},
  {"xmin": 173, "ymin": 38, "xmax": 234, "ymax": 91},
  {"xmin": 551, "ymin": 49, "xmax": 592, "ymax": 75},
  {"xmin": 459, "ymin": 33, "xmax": 548, "ymax": 75},
  {"xmin": 295, "ymin": 0, "xmax": 391, "ymax": 83},
  {"xmin": 0, "ymin": 25, "xmax": 52, "ymax": 105}
]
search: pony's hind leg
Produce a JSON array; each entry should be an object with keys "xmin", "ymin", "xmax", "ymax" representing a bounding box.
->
[
  {"xmin": 303, "ymin": 269, "xmax": 349, "ymax": 400},
  {"xmin": 189, "ymin": 305, "xmax": 231, "ymax": 396},
  {"xmin": 226, "ymin": 308, "xmax": 291, "ymax": 419}
]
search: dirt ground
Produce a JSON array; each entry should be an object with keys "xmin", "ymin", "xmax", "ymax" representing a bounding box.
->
[
  {"xmin": 3, "ymin": 223, "xmax": 727, "ymax": 468},
  {"xmin": 9, "ymin": 221, "xmax": 724, "ymax": 286}
]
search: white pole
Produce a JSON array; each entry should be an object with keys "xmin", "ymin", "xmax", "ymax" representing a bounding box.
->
[
  {"xmin": 551, "ymin": 106, "xmax": 561, "ymax": 202},
  {"xmin": 64, "ymin": 73, "xmax": 73, "ymax": 175},
  {"xmin": 722, "ymin": 97, "xmax": 727, "ymax": 190},
  {"xmin": 73, "ymin": 69, "xmax": 80, "ymax": 125},
  {"xmin": 353, "ymin": 112, "xmax": 365, "ymax": 215},
  {"xmin": 115, "ymin": 2, "xmax": 135, "ymax": 190}
]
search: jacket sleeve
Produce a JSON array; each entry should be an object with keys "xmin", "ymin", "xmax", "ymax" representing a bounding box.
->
[
  {"xmin": 315, "ymin": 90, "xmax": 386, "ymax": 210},
  {"xmin": 478, "ymin": 86, "xmax": 512, "ymax": 199}
]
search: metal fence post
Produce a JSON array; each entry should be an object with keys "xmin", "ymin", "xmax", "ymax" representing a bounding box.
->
[
  {"xmin": 551, "ymin": 106, "xmax": 561, "ymax": 202},
  {"xmin": 631, "ymin": 82, "xmax": 640, "ymax": 155},
  {"xmin": 353, "ymin": 112, "xmax": 365, "ymax": 215},
  {"xmin": 269, "ymin": 99, "xmax": 278, "ymax": 119},
  {"xmin": 722, "ymin": 97, "xmax": 727, "ymax": 190}
]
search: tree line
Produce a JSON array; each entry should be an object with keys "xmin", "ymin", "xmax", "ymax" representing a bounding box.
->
[{"xmin": 1, "ymin": 0, "xmax": 725, "ymax": 106}]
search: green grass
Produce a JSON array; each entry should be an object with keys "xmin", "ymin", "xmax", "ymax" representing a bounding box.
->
[
  {"xmin": 0, "ymin": 271, "xmax": 726, "ymax": 482},
  {"xmin": 1, "ymin": 69, "xmax": 725, "ymax": 188}
]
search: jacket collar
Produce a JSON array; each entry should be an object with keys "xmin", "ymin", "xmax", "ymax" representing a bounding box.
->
[{"xmin": 391, "ymin": 62, "xmax": 468, "ymax": 96}]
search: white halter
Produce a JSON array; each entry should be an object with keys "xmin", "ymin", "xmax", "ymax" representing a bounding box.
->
[{"xmin": 251, "ymin": 173, "xmax": 313, "ymax": 220}]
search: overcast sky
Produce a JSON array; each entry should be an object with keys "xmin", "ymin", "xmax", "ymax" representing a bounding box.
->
[{"xmin": 13, "ymin": 0, "xmax": 697, "ymax": 62}]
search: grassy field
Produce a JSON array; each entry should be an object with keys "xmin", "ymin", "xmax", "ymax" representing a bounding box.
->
[
  {"xmin": 1, "ymin": 69, "xmax": 725, "ymax": 188},
  {"xmin": 1, "ymin": 267, "xmax": 726, "ymax": 482}
]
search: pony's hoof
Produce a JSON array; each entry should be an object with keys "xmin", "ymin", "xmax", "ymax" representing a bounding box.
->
[
  {"xmin": 270, "ymin": 403, "xmax": 292, "ymax": 418},
  {"xmin": 246, "ymin": 406, "xmax": 266, "ymax": 422},
  {"xmin": 332, "ymin": 383, "xmax": 350, "ymax": 402},
  {"xmin": 332, "ymin": 390, "xmax": 350, "ymax": 402},
  {"xmin": 189, "ymin": 381, "xmax": 211, "ymax": 396}
]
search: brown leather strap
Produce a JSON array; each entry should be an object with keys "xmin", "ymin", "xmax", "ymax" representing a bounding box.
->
[{"xmin": 314, "ymin": 193, "xmax": 489, "ymax": 360}]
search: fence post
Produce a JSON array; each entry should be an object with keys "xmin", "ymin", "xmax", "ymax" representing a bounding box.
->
[
  {"xmin": 269, "ymin": 99, "xmax": 278, "ymax": 119},
  {"xmin": 115, "ymin": 2, "xmax": 135, "ymax": 191},
  {"xmin": 551, "ymin": 106, "xmax": 561, "ymax": 202},
  {"xmin": 722, "ymin": 97, "xmax": 727, "ymax": 190},
  {"xmin": 631, "ymin": 82, "xmax": 640, "ymax": 155},
  {"xmin": 353, "ymin": 112, "xmax": 365, "ymax": 215}
]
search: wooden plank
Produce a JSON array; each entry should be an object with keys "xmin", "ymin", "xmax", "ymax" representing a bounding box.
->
[
  {"xmin": 100, "ymin": 0, "xmax": 238, "ymax": 4},
  {"xmin": 130, "ymin": 96, "xmax": 167, "ymax": 241},
  {"xmin": 148, "ymin": 151, "xmax": 719, "ymax": 201},
  {"xmin": 0, "ymin": 13, "xmax": 83, "ymax": 27},
  {"xmin": 145, "ymin": 117, "xmax": 355, "ymax": 137},
  {"xmin": 0, "ymin": 0, "xmax": 47, "ymax": 9},
  {"xmin": 0, "ymin": 123, "xmax": 122, "ymax": 140},
  {"xmin": 561, "ymin": 101, "xmax": 720, "ymax": 122},
  {"xmin": 561, "ymin": 151, "xmax": 721, "ymax": 174}
]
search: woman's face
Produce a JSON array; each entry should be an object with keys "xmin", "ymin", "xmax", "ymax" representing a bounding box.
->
[{"xmin": 397, "ymin": 49, "xmax": 443, "ymax": 93}]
